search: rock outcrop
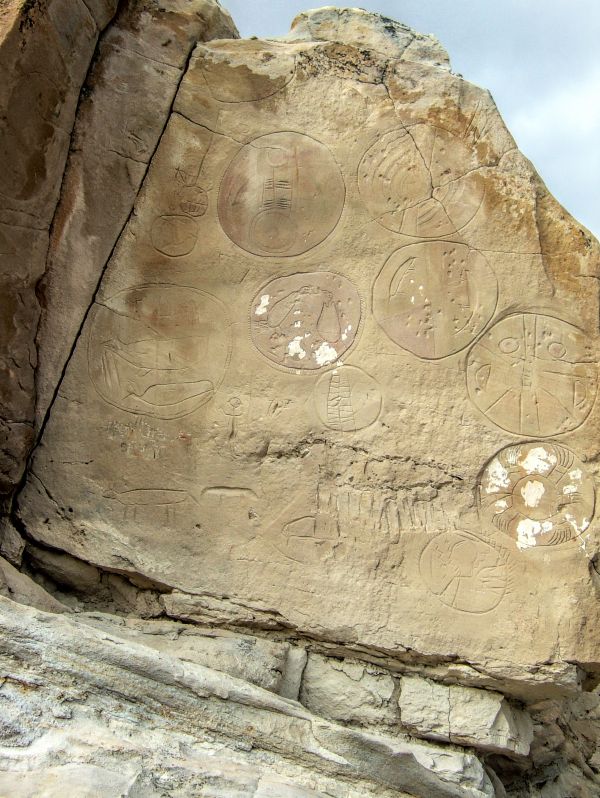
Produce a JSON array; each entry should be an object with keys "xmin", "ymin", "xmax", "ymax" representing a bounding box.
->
[{"xmin": 1, "ymin": 4, "xmax": 600, "ymax": 795}]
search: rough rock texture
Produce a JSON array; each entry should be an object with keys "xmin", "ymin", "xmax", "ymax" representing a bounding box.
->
[{"xmin": 2, "ymin": 4, "xmax": 600, "ymax": 795}]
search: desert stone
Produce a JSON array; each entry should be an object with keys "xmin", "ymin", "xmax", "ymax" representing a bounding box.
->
[{"xmin": 1, "ymin": 3, "xmax": 600, "ymax": 796}]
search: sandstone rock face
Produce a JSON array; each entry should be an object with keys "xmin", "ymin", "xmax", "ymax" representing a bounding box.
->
[{"xmin": 2, "ymin": 4, "xmax": 600, "ymax": 796}]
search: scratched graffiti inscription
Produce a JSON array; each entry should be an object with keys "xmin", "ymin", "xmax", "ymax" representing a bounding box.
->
[
  {"xmin": 88, "ymin": 285, "xmax": 231, "ymax": 419},
  {"xmin": 218, "ymin": 132, "xmax": 345, "ymax": 257},
  {"xmin": 250, "ymin": 272, "xmax": 362, "ymax": 371}
]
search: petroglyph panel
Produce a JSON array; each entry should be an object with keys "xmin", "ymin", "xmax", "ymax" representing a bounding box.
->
[
  {"xmin": 358, "ymin": 125, "xmax": 485, "ymax": 238},
  {"xmin": 372, "ymin": 242, "xmax": 497, "ymax": 359},
  {"xmin": 467, "ymin": 313, "xmax": 598, "ymax": 437},
  {"xmin": 218, "ymin": 132, "xmax": 345, "ymax": 256},
  {"xmin": 88, "ymin": 285, "xmax": 231, "ymax": 419},
  {"xmin": 250, "ymin": 272, "xmax": 361, "ymax": 370},
  {"xmin": 314, "ymin": 366, "xmax": 382, "ymax": 430},
  {"xmin": 419, "ymin": 531, "xmax": 508, "ymax": 613},
  {"xmin": 478, "ymin": 442, "xmax": 595, "ymax": 549}
]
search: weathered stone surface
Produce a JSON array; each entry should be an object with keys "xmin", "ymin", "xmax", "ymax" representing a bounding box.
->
[
  {"xmin": 35, "ymin": 0, "xmax": 239, "ymax": 433},
  {"xmin": 399, "ymin": 675, "xmax": 534, "ymax": 756},
  {"xmin": 3, "ymin": 4, "xmax": 600, "ymax": 795}
]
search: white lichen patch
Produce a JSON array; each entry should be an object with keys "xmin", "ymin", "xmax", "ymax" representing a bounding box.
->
[
  {"xmin": 254, "ymin": 294, "xmax": 270, "ymax": 315},
  {"xmin": 485, "ymin": 458, "xmax": 510, "ymax": 493},
  {"xmin": 314, "ymin": 341, "xmax": 338, "ymax": 366},
  {"xmin": 519, "ymin": 446, "xmax": 557, "ymax": 475},
  {"xmin": 494, "ymin": 499, "xmax": 509, "ymax": 512},
  {"xmin": 287, "ymin": 336, "xmax": 306, "ymax": 360},
  {"xmin": 563, "ymin": 484, "xmax": 578, "ymax": 495},
  {"xmin": 341, "ymin": 324, "xmax": 352, "ymax": 342},
  {"xmin": 569, "ymin": 468, "xmax": 583, "ymax": 481},
  {"xmin": 520, "ymin": 479, "xmax": 545, "ymax": 508}
]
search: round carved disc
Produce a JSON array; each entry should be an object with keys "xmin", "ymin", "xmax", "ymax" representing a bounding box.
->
[
  {"xmin": 478, "ymin": 442, "xmax": 595, "ymax": 548},
  {"xmin": 419, "ymin": 531, "xmax": 507, "ymax": 613},
  {"xmin": 218, "ymin": 132, "xmax": 345, "ymax": 257},
  {"xmin": 372, "ymin": 241, "xmax": 498, "ymax": 359},
  {"xmin": 358, "ymin": 126, "xmax": 485, "ymax": 238},
  {"xmin": 314, "ymin": 366, "xmax": 382, "ymax": 431},
  {"xmin": 88, "ymin": 285, "xmax": 231, "ymax": 419},
  {"xmin": 250, "ymin": 272, "xmax": 361, "ymax": 371},
  {"xmin": 466, "ymin": 313, "xmax": 598, "ymax": 436}
]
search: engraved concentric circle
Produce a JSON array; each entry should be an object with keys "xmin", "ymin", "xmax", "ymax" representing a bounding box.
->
[
  {"xmin": 218, "ymin": 132, "xmax": 345, "ymax": 257},
  {"xmin": 88, "ymin": 285, "xmax": 231, "ymax": 419},
  {"xmin": 478, "ymin": 442, "xmax": 595, "ymax": 548},
  {"xmin": 358, "ymin": 125, "xmax": 485, "ymax": 239},
  {"xmin": 372, "ymin": 241, "xmax": 498, "ymax": 359},
  {"xmin": 466, "ymin": 313, "xmax": 598, "ymax": 437},
  {"xmin": 250, "ymin": 272, "xmax": 362, "ymax": 371}
]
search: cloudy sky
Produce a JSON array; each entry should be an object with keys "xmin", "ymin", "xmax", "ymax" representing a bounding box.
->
[{"xmin": 222, "ymin": 0, "xmax": 600, "ymax": 239}]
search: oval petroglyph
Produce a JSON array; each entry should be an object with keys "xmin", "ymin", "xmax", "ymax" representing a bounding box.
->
[
  {"xmin": 218, "ymin": 131, "xmax": 345, "ymax": 257},
  {"xmin": 466, "ymin": 313, "xmax": 598, "ymax": 437},
  {"xmin": 250, "ymin": 272, "xmax": 362, "ymax": 371},
  {"xmin": 372, "ymin": 241, "xmax": 498, "ymax": 359},
  {"xmin": 478, "ymin": 442, "xmax": 595, "ymax": 549},
  {"xmin": 88, "ymin": 284, "xmax": 231, "ymax": 419}
]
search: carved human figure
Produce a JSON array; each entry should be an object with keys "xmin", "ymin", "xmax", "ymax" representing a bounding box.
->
[
  {"xmin": 372, "ymin": 241, "xmax": 497, "ymax": 358},
  {"xmin": 467, "ymin": 313, "xmax": 598, "ymax": 436},
  {"xmin": 88, "ymin": 285, "xmax": 231, "ymax": 419},
  {"xmin": 478, "ymin": 442, "xmax": 595, "ymax": 549},
  {"xmin": 250, "ymin": 272, "xmax": 361, "ymax": 370},
  {"xmin": 218, "ymin": 132, "xmax": 345, "ymax": 256}
]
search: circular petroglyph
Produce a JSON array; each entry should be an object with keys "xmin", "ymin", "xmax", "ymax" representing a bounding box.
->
[
  {"xmin": 372, "ymin": 241, "xmax": 498, "ymax": 359},
  {"xmin": 314, "ymin": 366, "xmax": 382, "ymax": 431},
  {"xmin": 478, "ymin": 442, "xmax": 595, "ymax": 549},
  {"xmin": 466, "ymin": 313, "xmax": 598, "ymax": 437},
  {"xmin": 250, "ymin": 272, "xmax": 362, "ymax": 371},
  {"xmin": 358, "ymin": 126, "xmax": 485, "ymax": 239},
  {"xmin": 174, "ymin": 185, "xmax": 208, "ymax": 217},
  {"xmin": 218, "ymin": 132, "xmax": 345, "ymax": 257},
  {"xmin": 151, "ymin": 215, "xmax": 198, "ymax": 257},
  {"xmin": 88, "ymin": 285, "xmax": 231, "ymax": 419},
  {"xmin": 419, "ymin": 530, "xmax": 508, "ymax": 613}
]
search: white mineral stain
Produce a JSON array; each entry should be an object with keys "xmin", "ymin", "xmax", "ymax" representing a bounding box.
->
[
  {"xmin": 486, "ymin": 458, "xmax": 510, "ymax": 493},
  {"xmin": 519, "ymin": 446, "xmax": 557, "ymax": 475},
  {"xmin": 314, "ymin": 341, "xmax": 338, "ymax": 366},
  {"xmin": 565, "ymin": 513, "xmax": 590, "ymax": 534},
  {"xmin": 294, "ymin": 320, "xmax": 302, "ymax": 327},
  {"xmin": 563, "ymin": 484, "xmax": 578, "ymax": 495},
  {"xmin": 569, "ymin": 468, "xmax": 583, "ymax": 481},
  {"xmin": 520, "ymin": 479, "xmax": 545, "ymax": 508},
  {"xmin": 287, "ymin": 336, "xmax": 306, "ymax": 360},
  {"xmin": 341, "ymin": 324, "xmax": 352, "ymax": 342},
  {"xmin": 516, "ymin": 518, "xmax": 540, "ymax": 549},
  {"xmin": 494, "ymin": 499, "xmax": 509, "ymax": 512},
  {"xmin": 254, "ymin": 294, "xmax": 270, "ymax": 315}
]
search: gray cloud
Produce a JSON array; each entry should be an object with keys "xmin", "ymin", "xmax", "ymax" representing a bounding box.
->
[{"xmin": 222, "ymin": 0, "xmax": 600, "ymax": 238}]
